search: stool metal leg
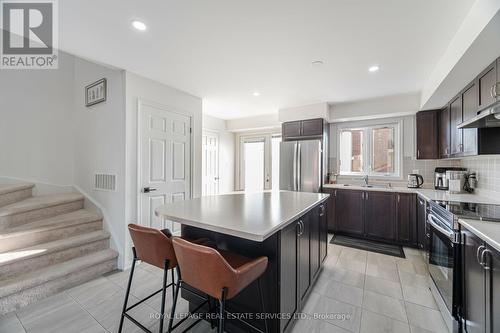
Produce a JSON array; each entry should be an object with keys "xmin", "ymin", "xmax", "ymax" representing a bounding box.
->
[
  {"xmin": 257, "ymin": 278, "xmax": 269, "ymax": 333},
  {"xmin": 218, "ymin": 288, "xmax": 227, "ymax": 333},
  {"xmin": 171, "ymin": 268, "xmax": 175, "ymax": 298},
  {"xmin": 159, "ymin": 259, "xmax": 170, "ymax": 333},
  {"xmin": 118, "ymin": 248, "xmax": 137, "ymax": 333},
  {"xmin": 208, "ymin": 296, "xmax": 215, "ymax": 329},
  {"xmin": 167, "ymin": 268, "xmax": 181, "ymax": 333}
]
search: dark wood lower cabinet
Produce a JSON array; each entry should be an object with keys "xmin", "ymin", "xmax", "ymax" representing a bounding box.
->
[
  {"xmin": 298, "ymin": 214, "xmax": 310, "ymax": 304},
  {"xmin": 323, "ymin": 188, "xmax": 418, "ymax": 246},
  {"xmin": 417, "ymin": 196, "xmax": 427, "ymax": 250},
  {"xmin": 462, "ymin": 225, "xmax": 500, "ymax": 333},
  {"xmin": 364, "ymin": 191, "xmax": 396, "ymax": 241}
]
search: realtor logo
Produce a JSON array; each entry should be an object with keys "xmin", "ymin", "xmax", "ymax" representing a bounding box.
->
[{"xmin": 1, "ymin": 0, "xmax": 58, "ymax": 69}]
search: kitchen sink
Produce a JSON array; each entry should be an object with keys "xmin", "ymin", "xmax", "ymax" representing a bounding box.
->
[{"xmin": 342, "ymin": 184, "xmax": 391, "ymax": 189}]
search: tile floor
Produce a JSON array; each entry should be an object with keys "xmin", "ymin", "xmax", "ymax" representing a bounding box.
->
[{"xmin": 0, "ymin": 239, "xmax": 449, "ymax": 333}]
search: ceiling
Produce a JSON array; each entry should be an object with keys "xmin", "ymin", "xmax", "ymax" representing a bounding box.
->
[{"xmin": 59, "ymin": 0, "xmax": 476, "ymax": 119}]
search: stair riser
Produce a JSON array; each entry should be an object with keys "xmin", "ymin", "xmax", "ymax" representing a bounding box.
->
[
  {"xmin": 0, "ymin": 200, "xmax": 84, "ymax": 229},
  {"xmin": 0, "ymin": 258, "xmax": 117, "ymax": 315},
  {"xmin": 0, "ymin": 239, "xmax": 109, "ymax": 279},
  {"xmin": 0, "ymin": 220, "xmax": 103, "ymax": 253},
  {"xmin": 0, "ymin": 189, "xmax": 32, "ymax": 208}
]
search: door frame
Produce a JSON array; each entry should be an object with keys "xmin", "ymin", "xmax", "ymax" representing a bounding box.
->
[
  {"xmin": 202, "ymin": 129, "xmax": 220, "ymax": 196},
  {"xmin": 136, "ymin": 98, "xmax": 194, "ymax": 227}
]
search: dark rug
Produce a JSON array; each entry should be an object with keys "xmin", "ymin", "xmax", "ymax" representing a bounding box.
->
[{"xmin": 330, "ymin": 235, "xmax": 405, "ymax": 258}]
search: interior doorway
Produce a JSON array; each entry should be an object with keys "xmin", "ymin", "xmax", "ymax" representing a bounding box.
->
[{"xmin": 202, "ymin": 130, "xmax": 219, "ymax": 196}]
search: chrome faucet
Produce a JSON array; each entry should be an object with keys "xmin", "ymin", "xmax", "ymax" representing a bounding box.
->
[{"xmin": 362, "ymin": 175, "xmax": 369, "ymax": 186}]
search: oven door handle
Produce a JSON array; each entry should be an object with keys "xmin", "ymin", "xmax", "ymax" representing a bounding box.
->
[{"xmin": 427, "ymin": 214, "xmax": 454, "ymax": 240}]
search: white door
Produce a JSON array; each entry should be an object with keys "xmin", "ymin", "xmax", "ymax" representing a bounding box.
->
[
  {"xmin": 139, "ymin": 101, "xmax": 191, "ymax": 235},
  {"xmin": 202, "ymin": 131, "xmax": 219, "ymax": 196}
]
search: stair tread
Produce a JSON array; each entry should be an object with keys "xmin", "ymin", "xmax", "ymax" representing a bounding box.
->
[
  {"xmin": 0, "ymin": 209, "xmax": 102, "ymax": 237},
  {"xmin": 0, "ymin": 230, "xmax": 110, "ymax": 266},
  {"xmin": 0, "ymin": 249, "xmax": 118, "ymax": 298},
  {"xmin": 0, "ymin": 183, "xmax": 34, "ymax": 195},
  {"xmin": 0, "ymin": 193, "xmax": 84, "ymax": 217}
]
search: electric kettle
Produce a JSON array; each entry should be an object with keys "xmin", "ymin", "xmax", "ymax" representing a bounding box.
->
[{"xmin": 407, "ymin": 174, "xmax": 424, "ymax": 188}]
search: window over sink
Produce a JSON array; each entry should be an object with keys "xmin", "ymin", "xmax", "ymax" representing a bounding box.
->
[{"xmin": 338, "ymin": 123, "xmax": 400, "ymax": 178}]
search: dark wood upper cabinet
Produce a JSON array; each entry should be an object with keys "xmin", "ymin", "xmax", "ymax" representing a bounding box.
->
[
  {"xmin": 364, "ymin": 191, "xmax": 396, "ymax": 241},
  {"xmin": 450, "ymin": 95, "xmax": 463, "ymax": 156},
  {"xmin": 416, "ymin": 110, "xmax": 439, "ymax": 159},
  {"xmin": 462, "ymin": 82, "xmax": 479, "ymax": 156},
  {"xmin": 478, "ymin": 61, "xmax": 497, "ymax": 110},
  {"xmin": 301, "ymin": 119, "xmax": 324, "ymax": 137},
  {"xmin": 282, "ymin": 122, "xmax": 301, "ymax": 138},
  {"xmin": 335, "ymin": 189, "xmax": 364, "ymax": 236},
  {"xmin": 440, "ymin": 105, "xmax": 451, "ymax": 158},
  {"xmin": 396, "ymin": 193, "xmax": 417, "ymax": 246}
]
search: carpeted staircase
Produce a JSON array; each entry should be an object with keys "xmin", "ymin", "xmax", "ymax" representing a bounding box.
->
[{"xmin": 0, "ymin": 183, "xmax": 118, "ymax": 315}]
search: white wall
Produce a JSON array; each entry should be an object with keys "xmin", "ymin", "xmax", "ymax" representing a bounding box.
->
[
  {"xmin": 124, "ymin": 72, "xmax": 202, "ymax": 266},
  {"xmin": 226, "ymin": 113, "xmax": 280, "ymax": 132},
  {"xmin": 73, "ymin": 57, "xmax": 127, "ymax": 268},
  {"xmin": 202, "ymin": 115, "xmax": 235, "ymax": 194},
  {"xmin": 0, "ymin": 52, "xmax": 75, "ymax": 186},
  {"xmin": 279, "ymin": 102, "xmax": 329, "ymax": 122},
  {"xmin": 329, "ymin": 92, "xmax": 421, "ymax": 123}
]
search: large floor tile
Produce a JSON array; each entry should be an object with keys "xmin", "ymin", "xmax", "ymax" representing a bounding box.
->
[
  {"xmin": 360, "ymin": 310, "xmax": 410, "ymax": 333},
  {"xmin": 402, "ymin": 285, "xmax": 438, "ymax": 309},
  {"xmin": 292, "ymin": 316, "xmax": 352, "ymax": 333},
  {"xmin": 399, "ymin": 271, "xmax": 430, "ymax": 288},
  {"xmin": 397, "ymin": 259, "xmax": 428, "ymax": 276},
  {"xmin": 108, "ymin": 265, "xmax": 164, "ymax": 300},
  {"xmin": 362, "ymin": 290, "xmax": 407, "ymax": 323},
  {"xmin": 305, "ymin": 292, "xmax": 362, "ymax": 332},
  {"xmin": 405, "ymin": 302, "xmax": 448, "ymax": 333},
  {"xmin": 366, "ymin": 261, "xmax": 399, "ymax": 282},
  {"xmin": 16, "ymin": 293, "xmax": 106, "ymax": 333},
  {"xmin": 364, "ymin": 275, "xmax": 403, "ymax": 299},
  {"xmin": 319, "ymin": 280, "xmax": 364, "ymax": 307},
  {"xmin": 317, "ymin": 266, "xmax": 365, "ymax": 289},
  {"xmin": 0, "ymin": 313, "xmax": 26, "ymax": 333}
]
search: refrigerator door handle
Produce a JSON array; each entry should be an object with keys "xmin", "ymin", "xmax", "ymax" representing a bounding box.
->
[
  {"xmin": 297, "ymin": 143, "xmax": 302, "ymax": 191},
  {"xmin": 293, "ymin": 143, "xmax": 298, "ymax": 191}
]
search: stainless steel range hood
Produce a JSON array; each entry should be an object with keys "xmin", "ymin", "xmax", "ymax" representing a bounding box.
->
[{"xmin": 457, "ymin": 101, "xmax": 500, "ymax": 129}]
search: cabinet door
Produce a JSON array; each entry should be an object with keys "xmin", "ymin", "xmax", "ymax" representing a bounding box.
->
[
  {"xmin": 298, "ymin": 214, "xmax": 310, "ymax": 304},
  {"xmin": 462, "ymin": 82, "xmax": 479, "ymax": 156},
  {"xmin": 364, "ymin": 191, "xmax": 396, "ymax": 241},
  {"xmin": 282, "ymin": 121, "xmax": 301, "ymax": 139},
  {"xmin": 478, "ymin": 61, "xmax": 497, "ymax": 110},
  {"xmin": 319, "ymin": 202, "xmax": 328, "ymax": 263},
  {"xmin": 397, "ymin": 193, "xmax": 417, "ymax": 245},
  {"xmin": 310, "ymin": 206, "xmax": 320, "ymax": 281},
  {"xmin": 485, "ymin": 245, "xmax": 500, "ymax": 333},
  {"xmin": 325, "ymin": 189, "xmax": 336, "ymax": 232},
  {"xmin": 417, "ymin": 196, "xmax": 427, "ymax": 250},
  {"xmin": 440, "ymin": 106, "xmax": 451, "ymax": 158},
  {"xmin": 335, "ymin": 190, "xmax": 364, "ymax": 236},
  {"xmin": 280, "ymin": 221, "xmax": 298, "ymax": 331},
  {"xmin": 416, "ymin": 110, "xmax": 439, "ymax": 159},
  {"xmin": 462, "ymin": 226, "xmax": 486, "ymax": 333},
  {"xmin": 301, "ymin": 119, "xmax": 323, "ymax": 137},
  {"xmin": 450, "ymin": 95, "xmax": 463, "ymax": 156}
]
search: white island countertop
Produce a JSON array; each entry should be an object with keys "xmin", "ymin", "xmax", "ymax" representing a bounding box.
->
[
  {"xmin": 155, "ymin": 191, "xmax": 329, "ymax": 242},
  {"xmin": 322, "ymin": 184, "xmax": 500, "ymax": 205}
]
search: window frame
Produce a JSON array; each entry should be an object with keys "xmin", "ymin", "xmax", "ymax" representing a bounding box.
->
[{"xmin": 337, "ymin": 122, "xmax": 401, "ymax": 179}]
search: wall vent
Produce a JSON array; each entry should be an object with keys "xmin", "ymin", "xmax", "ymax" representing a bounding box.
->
[{"xmin": 94, "ymin": 174, "xmax": 116, "ymax": 191}]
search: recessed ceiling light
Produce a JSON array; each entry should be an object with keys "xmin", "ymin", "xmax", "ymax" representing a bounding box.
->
[
  {"xmin": 368, "ymin": 65, "xmax": 380, "ymax": 72},
  {"xmin": 132, "ymin": 20, "xmax": 147, "ymax": 31},
  {"xmin": 253, "ymin": 92, "xmax": 260, "ymax": 97},
  {"xmin": 311, "ymin": 60, "xmax": 324, "ymax": 66}
]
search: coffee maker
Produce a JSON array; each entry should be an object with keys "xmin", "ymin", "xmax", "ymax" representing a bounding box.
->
[{"xmin": 434, "ymin": 167, "xmax": 466, "ymax": 190}]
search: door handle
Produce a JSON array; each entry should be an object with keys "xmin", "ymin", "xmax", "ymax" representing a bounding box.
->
[
  {"xmin": 143, "ymin": 187, "xmax": 157, "ymax": 193},
  {"xmin": 214, "ymin": 177, "xmax": 220, "ymax": 181}
]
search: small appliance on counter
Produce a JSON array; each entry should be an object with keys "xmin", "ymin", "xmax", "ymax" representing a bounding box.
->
[
  {"xmin": 446, "ymin": 170, "xmax": 467, "ymax": 194},
  {"xmin": 434, "ymin": 167, "xmax": 466, "ymax": 190},
  {"xmin": 407, "ymin": 174, "xmax": 424, "ymax": 188}
]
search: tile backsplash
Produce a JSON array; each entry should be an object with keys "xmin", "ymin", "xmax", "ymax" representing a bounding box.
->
[{"xmin": 328, "ymin": 156, "xmax": 500, "ymax": 195}]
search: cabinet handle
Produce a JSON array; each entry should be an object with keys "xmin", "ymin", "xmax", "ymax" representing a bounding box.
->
[
  {"xmin": 319, "ymin": 205, "xmax": 325, "ymax": 217},
  {"xmin": 417, "ymin": 149, "xmax": 420, "ymax": 158},
  {"xmin": 491, "ymin": 85, "xmax": 495, "ymax": 99},
  {"xmin": 494, "ymin": 82, "xmax": 499, "ymax": 98},
  {"xmin": 481, "ymin": 249, "xmax": 492, "ymax": 270},
  {"xmin": 365, "ymin": 192, "xmax": 368, "ymax": 200},
  {"xmin": 334, "ymin": 190, "xmax": 337, "ymax": 197},
  {"xmin": 477, "ymin": 245, "xmax": 486, "ymax": 265},
  {"xmin": 398, "ymin": 194, "xmax": 400, "ymax": 203}
]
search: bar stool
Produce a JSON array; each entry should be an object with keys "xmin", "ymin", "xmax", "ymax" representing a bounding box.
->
[
  {"xmin": 171, "ymin": 237, "xmax": 269, "ymax": 333},
  {"xmin": 119, "ymin": 224, "xmax": 212, "ymax": 333}
]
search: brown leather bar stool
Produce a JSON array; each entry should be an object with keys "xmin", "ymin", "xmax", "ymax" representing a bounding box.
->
[
  {"xmin": 171, "ymin": 237, "xmax": 269, "ymax": 333},
  {"xmin": 119, "ymin": 224, "xmax": 212, "ymax": 333}
]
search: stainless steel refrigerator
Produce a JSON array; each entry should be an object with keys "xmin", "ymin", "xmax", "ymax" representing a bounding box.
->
[{"xmin": 280, "ymin": 140, "xmax": 322, "ymax": 193}]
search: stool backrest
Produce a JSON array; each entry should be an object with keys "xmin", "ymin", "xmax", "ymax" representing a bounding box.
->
[
  {"xmin": 172, "ymin": 237, "xmax": 234, "ymax": 299},
  {"xmin": 128, "ymin": 224, "xmax": 177, "ymax": 269}
]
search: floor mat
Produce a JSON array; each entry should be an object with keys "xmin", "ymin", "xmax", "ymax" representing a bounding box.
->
[{"xmin": 330, "ymin": 234, "xmax": 405, "ymax": 258}]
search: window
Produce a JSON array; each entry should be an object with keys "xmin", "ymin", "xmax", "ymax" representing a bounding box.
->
[{"xmin": 339, "ymin": 123, "xmax": 400, "ymax": 177}]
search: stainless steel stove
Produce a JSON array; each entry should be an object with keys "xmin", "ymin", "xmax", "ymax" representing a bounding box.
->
[{"xmin": 433, "ymin": 200, "xmax": 500, "ymax": 222}]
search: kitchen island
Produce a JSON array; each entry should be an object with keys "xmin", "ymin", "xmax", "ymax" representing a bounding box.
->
[{"xmin": 155, "ymin": 191, "xmax": 330, "ymax": 333}]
